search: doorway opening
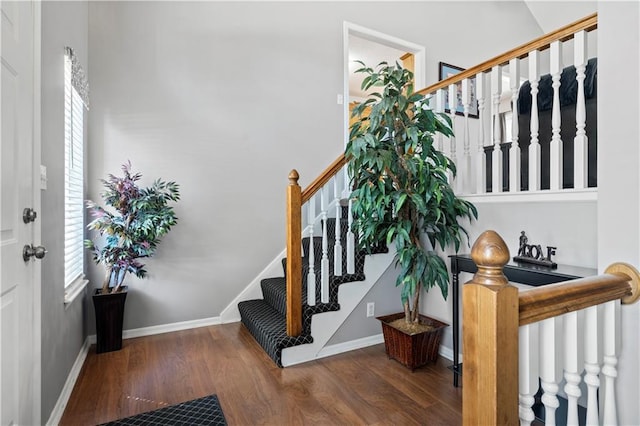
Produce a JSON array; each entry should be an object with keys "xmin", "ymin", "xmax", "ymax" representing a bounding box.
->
[{"xmin": 343, "ymin": 23, "xmax": 426, "ymax": 147}]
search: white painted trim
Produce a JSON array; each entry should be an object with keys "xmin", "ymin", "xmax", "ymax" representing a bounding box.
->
[
  {"xmin": 87, "ymin": 315, "xmax": 223, "ymax": 345},
  {"xmin": 315, "ymin": 333, "xmax": 384, "ymax": 361},
  {"xmin": 438, "ymin": 344, "xmax": 454, "ymax": 362},
  {"xmin": 343, "ymin": 21, "xmax": 427, "ymax": 149},
  {"xmin": 123, "ymin": 316, "xmax": 222, "ymax": 339},
  {"xmin": 345, "ymin": 22, "xmax": 426, "ymax": 89},
  {"xmin": 219, "ymin": 248, "xmax": 286, "ymax": 323},
  {"xmin": 64, "ymin": 277, "xmax": 88, "ymax": 306},
  {"xmin": 462, "ymin": 188, "xmax": 597, "ymax": 203},
  {"xmin": 46, "ymin": 337, "xmax": 91, "ymax": 426},
  {"xmin": 287, "ymin": 332, "xmax": 454, "ymax": 367},
  {"xmin": 32, "ymin": 2, "xmax": 43, "ymax": 423}
]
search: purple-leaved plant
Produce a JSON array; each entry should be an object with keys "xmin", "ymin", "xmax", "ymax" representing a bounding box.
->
[{"xmin": 85, "ymin": 161, "xmax": 180, "ymax": 294}]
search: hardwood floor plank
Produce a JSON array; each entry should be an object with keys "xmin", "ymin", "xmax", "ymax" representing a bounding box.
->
[
  {"xmin": 60, "ymin": 323, "xmax": 462, "ymax": 425},
  {"xmin": 354, "ymin": 344, "xmax": 463, "ymax": 416}
]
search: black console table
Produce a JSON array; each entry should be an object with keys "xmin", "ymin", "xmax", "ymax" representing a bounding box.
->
[{"xmin": 449, "ymin": 254, "xmax": 597, "ymax": 387}]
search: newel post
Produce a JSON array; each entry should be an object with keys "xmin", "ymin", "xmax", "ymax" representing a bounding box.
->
[
  {"xmin": 462, "ymin": 230, "xmax": 519, "ymax": 425},
  {"xmin": 286, "ymin": 170, "xmax": 302, "ymax": 336}
]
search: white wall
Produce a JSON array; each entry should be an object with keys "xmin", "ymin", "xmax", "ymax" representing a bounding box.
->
[
  {"xmin": 597, "ymin": 2, "xmax": 640, "ymax": 424},
  {"xmin": 40, "ymin": 1, "xmax": 88, "ymax": 420},
  {"xmin": 85, "ymin": 1, "xmax": 543, "ymax": 334}
]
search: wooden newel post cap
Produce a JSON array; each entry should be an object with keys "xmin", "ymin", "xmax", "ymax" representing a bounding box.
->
[
  {"xmin": 470, "ymin": 230, "xmax": 510, "ymax": 286},
  {"xmin": 288, "ymin": 169, "xmax": 300, "ymax": 185},
  {"xmin": 605, "ymin": 262, "xmax": 640, "ymax": 305}
]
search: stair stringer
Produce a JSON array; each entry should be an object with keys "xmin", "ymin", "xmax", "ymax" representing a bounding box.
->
[
  {"xmin": 220, "ymin": 248, "xmax": 286, "ymax": 323},
  {"xmin": 281, "ymin": 245, "xmax": 396, "ymax": 367}
]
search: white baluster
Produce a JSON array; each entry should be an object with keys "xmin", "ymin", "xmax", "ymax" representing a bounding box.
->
[
  {"xmin": 435, "ymin": 90, "xmax": 445, "ymax": 152},
  {"xmin": 584, "ymin": 305, "xmax": 600, "ymax": 426},
  {"xmin": 346, "ymin": 198, "xmax": 355, "ymax": 274},
  {"xmin": 476, "ymin": 72, "xmax": 487, "ymax": 194},
  {"xmin": 509, "ymin": 58, "xmax": 521, "ymax": 192},
  {"xmin": 461, "ymin": 79, "xmax": 471, "ymax": 194},
  {"xmin": 528, "ymin": 50, "xmax": 541, "ymax": 191},
  {"xmin": 574, "ymin": 30, "xmax": 589, "ymax": 189},
  {"xmin": 602, "ymin": 300, "xmax": 620, "ymax": 425},
  {"xmin": 491, "ymin": 66, "xmax": 503, "ymax": 193},
  {"xmin": 448, "ymin": 83, "xmax": 457, "ymax": 186},
  {"xmin": 563, "ymin": 311, "xmax": 583, "ymax": 426},
  {"xmin": 307, "ymin": 196, "xmax": 316, "ymax": 306},
  {"xmin": 540, "ymin": 317, "xmax": 561, "ymax": 425},
  {"xmin": 320, "ymin": 186, "xmax": 330, "ymax": 304},
  {"xmin": 333, "ymin": 176, "xmax": 343, "ymax": 276},
  {"xmin": 519, "ymin": 323, "xmax": 539, "ymax": 426},
  {"xmin": 550, "ymin": 41, "xmax": 563, "ymax": 190}
]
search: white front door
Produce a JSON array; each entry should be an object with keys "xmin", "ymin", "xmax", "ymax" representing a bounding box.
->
[{"xmin": 1, "ymin": 1, "xmax": 41, "ymax": 425}]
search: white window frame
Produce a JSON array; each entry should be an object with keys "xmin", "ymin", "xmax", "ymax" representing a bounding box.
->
[{"xmin": 64, "ymin": 51, "xmax": 88, "ymax": 305}]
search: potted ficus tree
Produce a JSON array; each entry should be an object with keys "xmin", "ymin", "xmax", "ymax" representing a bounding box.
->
[
  {"xmin": 85, "ymin": 161, "xmax": 180, "ymax": 353},
  {"xmin": 347, "ymin": 61, "xmax": 477, "ymax": 370}
]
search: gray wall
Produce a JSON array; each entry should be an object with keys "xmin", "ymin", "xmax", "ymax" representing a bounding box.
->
[
  {"xmin": 327, "ymin": 264, "xmax": 402, "ymax": 346},
  {"xmin": 39, "ymin": 2, "xmax": 640, "ymax": 422},
  {"xmin": 85, "ymin": 1, "xmax": 543, "ymax": 334},
  {"xmin": 40, "ymin": 1, "xmax": 88, "ymax": 420}
]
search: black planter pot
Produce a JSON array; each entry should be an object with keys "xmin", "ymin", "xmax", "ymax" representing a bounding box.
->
[{"xmin": 93, "ymin": 286, "xmax": 128, "ymax": 354}]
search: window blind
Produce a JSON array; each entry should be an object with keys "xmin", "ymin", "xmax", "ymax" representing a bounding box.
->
[{"xmin": 64, "ymin": 53, "xmax": 85, "ymax": 288}]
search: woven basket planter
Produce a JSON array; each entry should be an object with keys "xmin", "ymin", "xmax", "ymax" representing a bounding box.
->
[{"xmin": 378, "ymin": 312, "xmax": 448, "ymax": 371}]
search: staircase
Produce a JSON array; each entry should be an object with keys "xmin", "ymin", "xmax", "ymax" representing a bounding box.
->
[{"xmin": 238, "ymin": 207, "xmax": 388, "ymax": 367}]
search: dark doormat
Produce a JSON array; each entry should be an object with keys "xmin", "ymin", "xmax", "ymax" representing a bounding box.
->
[{"xmin": 100, "ymin": 394, "xmax": 227, "ymax": 425}]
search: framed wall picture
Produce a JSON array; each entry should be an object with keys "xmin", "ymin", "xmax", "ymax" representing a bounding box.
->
[{"xmin": 438, "ymin": 62, "xmax": 479, "ymax": 119}]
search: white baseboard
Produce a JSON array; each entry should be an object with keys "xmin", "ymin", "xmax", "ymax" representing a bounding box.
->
[
  {"xmin": 46, "ymin": 337, "xmax": 91, "ymax": 426},
  {"xmin": 288, "ymin": 334, "xmax": 453, "ymax": 367},
  {"xmin": 315, "ymin": 333, "xmax": 384, "ymax": 360},
  {"xmin": 88, "ymin": 315, "xmax": 223, "ymax": 344},
  {"xmin": 283, "ymin": 333, "xmax": 384, "ymax": 366},
  {"xmin": 438, "ymin": 344, "xmax": 454, "ymax": 361}
]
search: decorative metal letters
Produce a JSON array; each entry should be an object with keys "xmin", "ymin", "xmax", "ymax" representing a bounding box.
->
[{"xmin": 514, "ymin": 231, "xmax": 557, "ymax": 268}]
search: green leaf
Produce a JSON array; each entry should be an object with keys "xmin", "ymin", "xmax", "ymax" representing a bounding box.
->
[{"xmin": 346, "ymin": 60, "xmax": 477, "ymax": 316}]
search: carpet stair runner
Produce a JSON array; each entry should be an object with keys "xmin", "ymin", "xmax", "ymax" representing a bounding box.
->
[{"xmin": 238, "ymin": 209, "xmax": 386, "ymax": 367}]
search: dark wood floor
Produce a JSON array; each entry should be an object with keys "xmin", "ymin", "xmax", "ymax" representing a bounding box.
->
[{"xmin": 60, "ymin": 322, "xmax": 462, "ymax": 425}]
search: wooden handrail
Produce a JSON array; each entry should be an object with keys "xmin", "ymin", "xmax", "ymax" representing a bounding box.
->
[
  {"xmin": 462, "ymin": 230, "xmax": 640, "ymax": 425},
  {"xmin": 301, "ymin": 154, "xmax": 347, "ymax": 204},
  {"xmin": 296, "ymin": 13, "xmax": 598, "ymax": 208},
  {"xmin": 417, "ymin": 12, "xmax": 597, "ymax": 97},
  {"xmin": 519, "ymin": 264, "xmax": 640, "ymax": 325}
]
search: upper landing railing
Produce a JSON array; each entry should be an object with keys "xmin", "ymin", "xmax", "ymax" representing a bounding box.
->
[
  {"xmin": 462, "ymin": 230, "xmax": 639, "ymax": 425},
  {"xmin": 419, "ymin": 13, "xmax": 598, "ymax": 198},
  {"xmin": 284, "ymin": 13, "xmax": 598, "ymax": 336}
]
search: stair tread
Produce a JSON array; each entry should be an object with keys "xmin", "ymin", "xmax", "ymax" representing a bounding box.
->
[
  {"xmin": 238, "ymin": 299, "xmax": 313, "ymax": 367},
  {"xmin": 261, "ymin": 275, "xmax": 344, "ymax": 317}
]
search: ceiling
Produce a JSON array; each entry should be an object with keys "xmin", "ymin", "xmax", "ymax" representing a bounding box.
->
[{"xmin": 524, "ymin": 1, "xmax": 597, "ymax": 33}]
